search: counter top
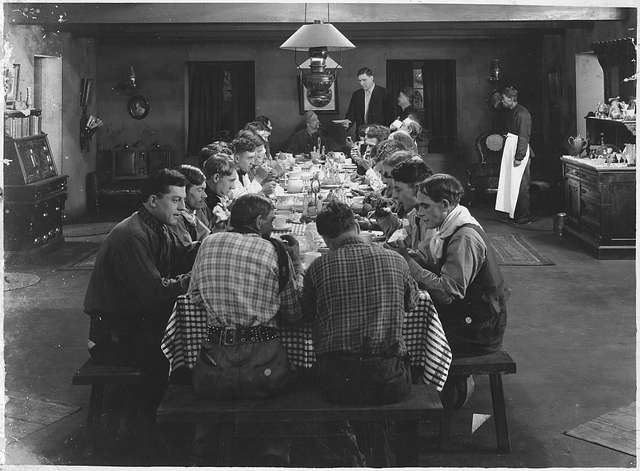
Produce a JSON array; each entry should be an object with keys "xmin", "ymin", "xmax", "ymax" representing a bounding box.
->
[{"xmin": 560, "ymin": 155, "xmax": 636, "ymax": 172}]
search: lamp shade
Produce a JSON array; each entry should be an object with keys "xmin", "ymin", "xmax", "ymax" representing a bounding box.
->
[
  {"xmin": 280, "ymin": 21, "xmax": 355, "ymax": 51},
  {"xmin": 297, "ymin": 56, "xmax": 342, "ymax": 69}
]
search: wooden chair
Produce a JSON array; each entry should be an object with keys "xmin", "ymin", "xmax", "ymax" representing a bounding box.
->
[
  {"xmin": 440, "ymin": 351, "xmax": 516, "ymax": 453},
  {"xmin": 466, "ymin": 132, "xmax": 505, "ymax": 205}
]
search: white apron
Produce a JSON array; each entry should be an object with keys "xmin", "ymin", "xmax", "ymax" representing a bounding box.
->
[{"xmin": 495, "ymin": 133, "xmax": 530, "ymax": 218}]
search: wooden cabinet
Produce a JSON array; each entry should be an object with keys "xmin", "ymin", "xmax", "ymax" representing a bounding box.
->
[
  {"xmin": 561, "ymin": 156, "xmax": 635, "ymax": 259},
  {"xmin": 3, "ymin": 131, "xmax": 68, "ymax": 254}
]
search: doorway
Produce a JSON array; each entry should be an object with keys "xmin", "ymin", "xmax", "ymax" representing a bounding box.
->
[
  {"xmin": 575, "ymin": 53, "xmax": 604, "ymax": 139},
  {"xmin": 186, "ymin": 61, "xmax": 255, "ymax": 155},
  {"xmin": 387, "ymin": 59, "xmax": 457, "ymax": 153},
  {"xmin": 34, "ymin": 55, "xmax": 63, "ymax": 173}
]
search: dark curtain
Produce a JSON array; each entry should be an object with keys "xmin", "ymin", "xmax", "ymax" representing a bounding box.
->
[
  {"xmin": 232, "ymin": 62, "xmax": 256, "ymax": 137},
  {"xmin": 422, "ymin": 61, "xmax": 457, "ymax": 152},
  {"xmin": 386, "ymin": 60, "xmax": 414, "ymax": 121},
  {"xmin": 188, "ymin": 63, "xmax": 224, "ymax": 155}
]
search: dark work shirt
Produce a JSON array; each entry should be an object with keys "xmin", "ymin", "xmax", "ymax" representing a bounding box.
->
[
  {"xmin": 83, "ymin": 206, "xmax": 197, "ymax": 331},
  {"xmin": 287, "ymin": 128, "xmax": 321, "ymax": 155},
  {"xmin": 397, "ymin": 105, "xmax": 417, "ymax": 121},
  {"xmin": 505, "ymin": 103, "xmax": 532, "ymax": 161}
]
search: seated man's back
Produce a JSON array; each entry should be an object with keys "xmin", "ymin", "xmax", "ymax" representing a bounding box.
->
[
  {"xmin": 189, "ymin": 194, "xmax": 303, "ymax": 399},
  {"xmin": 302, "ymin": 201, "xmax": 418, "ymax": 405}
]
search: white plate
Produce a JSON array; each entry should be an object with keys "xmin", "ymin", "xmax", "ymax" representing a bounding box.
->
[{"xmin": 273, "ymin": 224, "xmax": 292, "ymax": 231}]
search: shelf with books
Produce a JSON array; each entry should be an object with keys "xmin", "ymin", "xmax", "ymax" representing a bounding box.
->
[{"xmin": 4, "ymin": 108, "xmax": 43, "ymax": 139}]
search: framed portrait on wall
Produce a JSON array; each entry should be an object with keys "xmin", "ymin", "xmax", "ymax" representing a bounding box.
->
[
  {"xmin": 4, "ymin": 64, "xmax": 20, "ymax": 105},
  {"xmin": 298, "ymin": 76, "xmax": 339, "ymax": 114}
]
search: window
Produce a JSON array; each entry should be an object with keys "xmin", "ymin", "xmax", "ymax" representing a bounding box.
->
[
  {"xmin": 187, "ymin": 62, "xmax": 254, "ymax": 155},
  {"xmin": 387, "ymin": 59, "xmax": 457, "ymax": 153}
]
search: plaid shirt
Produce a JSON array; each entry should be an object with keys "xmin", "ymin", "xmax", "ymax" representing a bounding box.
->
[
  {"xmin": 302, "ymin": 235, "xmax": 419, "ymax": 356},
  {"xmin": 189, "ymin": 231, "xmax": 302, "ymax": 328}
]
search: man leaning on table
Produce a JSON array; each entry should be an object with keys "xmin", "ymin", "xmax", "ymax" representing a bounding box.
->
[
  {"xmin": 302, "ymin": 201, "xmax": 419, "ymax": 404},
  {"xmin": 187, "ymin": 193, "xmax": 302, "ymax": 464},
  {"xmin": 387, "ymin": 157, "xmax": 434, "ymax": 253},
  {"xmin": 388, "ymin": 174, "xmax": 507, "ymax": 408},
  {"xmin": 300, "ymin": 201, "xmax": 419, "ymax": 466},
  {"xmin": 189, "ymin": 193, "xmax": 303, "ymax": 398},
  {"xmin": 83, "ymin": 169, "xmax": 199, "ymax": 451}
]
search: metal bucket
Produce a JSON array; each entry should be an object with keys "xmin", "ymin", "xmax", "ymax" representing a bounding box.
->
[{"xmin": 553, "ymin": 212, "xmax": 567, "ymax": 236}]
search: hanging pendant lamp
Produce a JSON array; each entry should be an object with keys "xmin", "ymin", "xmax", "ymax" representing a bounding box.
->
[{"xmin": 281, "ymin": 19, "xmax": 355, "ymax": 107}]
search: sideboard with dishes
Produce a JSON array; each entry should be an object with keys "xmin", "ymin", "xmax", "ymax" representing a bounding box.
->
[{"xmin": 561, "ymin": 155, "xmax": 635, "ymax": 259}]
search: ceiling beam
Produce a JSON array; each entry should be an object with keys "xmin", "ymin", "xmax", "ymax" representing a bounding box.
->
[
  {"xmin": 6, "ymin": 3, "xmax": 629, "ymax": 25},
  {"xmin": 59, "ymin": 21, "xmax": 575, "ymax": 41}
]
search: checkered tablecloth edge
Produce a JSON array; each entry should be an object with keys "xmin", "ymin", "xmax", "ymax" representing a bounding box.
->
[{"xmin": 161, "ymin": 290, "xmax": 451, "ymax": 391}]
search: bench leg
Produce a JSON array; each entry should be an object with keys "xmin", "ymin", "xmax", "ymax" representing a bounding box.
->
[
  {"xmin": 88, "ymin": 384, "xmax": 104, "ymax": 427},
  {"xmin": 489, "ymin": 373, "xmax": 511, "ymax": 453}
]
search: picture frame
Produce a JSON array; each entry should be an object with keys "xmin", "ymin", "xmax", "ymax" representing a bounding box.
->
[
  {"xmin": 128, "ymin": 95, "xmax": 150, "ymax": 120},
  {"xmin": 4, "ymin": 64, "xmax": 20, "ymax": 105},
  {"xmin": 298, "ymin": 76, "xmax": 339, "ymax": 114}
]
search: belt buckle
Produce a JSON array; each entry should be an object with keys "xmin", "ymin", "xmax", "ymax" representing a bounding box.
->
[{"xmin": 221, "ymin": 327, "xmax": 236, "ymax": 346}]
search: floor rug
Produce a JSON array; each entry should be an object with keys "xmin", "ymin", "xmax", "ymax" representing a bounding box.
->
[
  {"xmin": 5, "ymin": 394, "xmax": 81, "ymax": 442},
  {"xmin": 565, "ymin": 402, "xmax": 636, "ymax": 456},
  {"xmin": 4, "ymin": 273, "xmax": 41, "ymax": 291},
  {"xmin": 63, "ymin": 221, "xmax": 117, "ymax": 238},
  {"xmin": 56, "ymin": 242, "xmax": 101, "ymax": 271},
  {"xmin": 488, "ymin": 233, "xmax": 555, "ymax": 266}
]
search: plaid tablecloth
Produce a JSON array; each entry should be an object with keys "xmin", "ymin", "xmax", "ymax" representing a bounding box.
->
[
  {"xmin": 161, "ymin": 291, "xmax": 451, "ymax": 391},
  {"xmin": 271, "ymin": 222, "xmax": 307, "ymax": 237}
]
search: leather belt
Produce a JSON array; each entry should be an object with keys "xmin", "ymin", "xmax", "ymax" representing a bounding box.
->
[{"xmin": 207, "ymin": 325, "xmax": 279, "ymax": 346}]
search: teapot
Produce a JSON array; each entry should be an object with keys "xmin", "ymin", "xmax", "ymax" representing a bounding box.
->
[{"xmin": 567, "ymin": 135, "xmax": 589, "ymax": 156}]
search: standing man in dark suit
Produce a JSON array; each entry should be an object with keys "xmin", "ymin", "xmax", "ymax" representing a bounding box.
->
[{"xmin": 341, "ymin": 67, "xmax": 391, "ymax": 132}]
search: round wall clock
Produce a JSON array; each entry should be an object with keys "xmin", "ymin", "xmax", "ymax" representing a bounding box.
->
[{"xmin": 128, "ymin": 95, "xmax": 150, "ymax": 120}]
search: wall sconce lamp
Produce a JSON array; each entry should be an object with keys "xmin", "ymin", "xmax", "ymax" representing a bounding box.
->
[
  {"xmin": 280, "ymin": 18, "xmax": 355, "ymax": 107},
  {"xmin": 489, "ymin": 59, "xmax": 503, "ymax": 83},
  {"xmin": 112, "ymin": 65, "xmax": 138, "ymax": 93}
]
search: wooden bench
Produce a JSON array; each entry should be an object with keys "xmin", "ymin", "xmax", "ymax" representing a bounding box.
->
[
  {"xmin": 72, "ymin": 359, "xmax": 142, "ymax": 426},
  {"xmin": 157, "ymin": 382, "xmax": 444, "ymax": 466},
  {"xmin": 442, "ymin": 350, "xmax": 517, "ymax": 453}
]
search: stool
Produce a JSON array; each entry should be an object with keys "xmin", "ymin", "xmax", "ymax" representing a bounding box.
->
[
  {"xmin": 72, "ymin": 358, "xmax": 142, "ymax": 426},
  {"xmin": 442, "ymin": 351, "xmax": 516, "ymax": 453}
]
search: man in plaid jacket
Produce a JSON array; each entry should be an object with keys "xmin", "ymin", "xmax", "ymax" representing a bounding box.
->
[
  {"xmin": 302, "ymin": 201, "xmax": 419, "ymax": 404},
  {"xmin": 300, "ymin": 201, "xmax": 419, "ymax": 466}
]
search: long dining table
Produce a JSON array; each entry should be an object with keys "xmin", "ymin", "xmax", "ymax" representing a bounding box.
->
[{"xmin": 161, "ymin": 155, "xmax": 452, "ymax": 391}]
